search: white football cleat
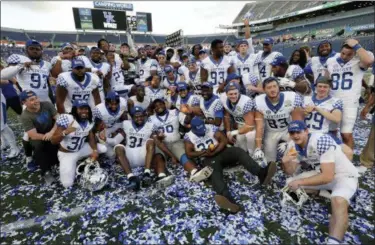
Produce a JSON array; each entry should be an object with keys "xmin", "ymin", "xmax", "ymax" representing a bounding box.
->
[
  {"xmin": 155, "ymin": 175, "xmax": 175, "ymax": 189},
  {"xmin": 190, "ymin": 166, "xmax": 213, "ymax": 183},
  {"xmin": 7, "ymin": 148, "xmax": 20, "ymax": 159}
]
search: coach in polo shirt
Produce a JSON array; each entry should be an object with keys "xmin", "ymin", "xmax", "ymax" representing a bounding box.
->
[{"xmin": 20, "ymin": 90, "xmax": 59, "ymax": 185}]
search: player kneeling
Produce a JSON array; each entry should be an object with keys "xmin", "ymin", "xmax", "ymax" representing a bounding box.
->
[
  {"xmin": 281, "ymin": 120, "xmax": 359, "ymax": 244},
  {"xmin": 51, "ymin": 100, "xmax": 107, "ymax": 188},
  {"xmin": 115, "ymin": 106, "xmax": 174, "ymax": 190},
  {"xmin": 184, "ymin": 117, "xmax": 277, "ymax": 214}
]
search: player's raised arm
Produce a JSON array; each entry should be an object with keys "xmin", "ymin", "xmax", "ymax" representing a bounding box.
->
[
  {"xmin": 55, "ymin": 75, "xmax": 68, "ymax": 114},
  {"xmin": 345, "ymin": 39, "xmax": 374, "ymax": 69}
]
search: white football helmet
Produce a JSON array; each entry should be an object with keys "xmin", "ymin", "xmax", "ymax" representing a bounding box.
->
[
  {"xmin": 76, "ymin": 158, "xmax": 108, "ymax": 192},
  {"xmin": 281, "ymin": 185, "xmax": 309, "ymax": 209}
]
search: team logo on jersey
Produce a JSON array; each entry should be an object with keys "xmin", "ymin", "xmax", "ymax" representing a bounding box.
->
[{"xmin": 103, "ymin": 11, "xmax": 117, "ymax": 29}]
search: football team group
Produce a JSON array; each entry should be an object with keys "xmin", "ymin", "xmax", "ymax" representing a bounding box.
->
[{"xmin": 1, "ymin": 20, "xmax": 374, "ymax": 244}]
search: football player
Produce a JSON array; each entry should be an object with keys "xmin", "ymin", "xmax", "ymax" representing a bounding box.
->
[
  {"xmin": 93, "ymin": 91, "xmax": 128, "ymax": 158},
  {"xmin": 200, "ymin": 39, "xmax": 235, "ymax": 94},
  {"xmin": 282, "ymin": 120, "xmax": 359, "ymax": 245},
  {"xmin": 115, "ymin": 106, "xmax": 174, "ymax": 189},
  {"xmin": 186, "ymin": 58, "xmax": 202, "ymax": 96},
  {"xmin": 271, "ymin": 56, "xmax": 311, "ymax": 95},
  {"xmin": 156, "ymin": 51, "xmax": 168, "ymax": 84},
  {"xmin": 128, "ymin": 85, "xmax": 152, "ymax": 114},
  {"xmin": 51, "ymin": 42, "xmax": 75, "ymax": 78},
  {"xmin": 162, "ymin": 65, "xmax": 179, "ymax": 92},
  {"xmin": 304, "ymin": 40, "xmax": 338, "ymax": 88},
  {"xmin": 254, "ymin": 77, "xmax": 304, "ymax": 163},
  {"xmin": 303, "ymin": 76, "xmax": 353, "ymax": 160},
  {"xmin": 136, "ymin": 47, "xmax": 158, "ymax": 86},
  {"xmin": 326, "ymin": 39, "xmax": 374, "ymax": 149},
  {"xmin": 255, "ymin": 38, "xmax": 282, "ymax": 82},
  {"xmin": 175, "ymin": 82, "xmax": 201, "ymax": 129},
  {"xmin": 51, "ymin": 100, "xmax": 107, "ymax": 188},
  {"xmin": 149, "ymin": 99, "xmax": 213, "ymax": 182},
  {"xmin": 106, "ymin": 51, "xmax": 134, "ymax": 100},
  {"xmin": 55, "ymin": 59, "xmax": 101, "ymax": 114},
  {"xmin": 221, "ymin": 82, "xmax": 256, "ymax": 155},
  {"xmin": 1, "ymin": 90, "xmax": 20, "ymax": 158},
  {"xmin": 145, "ymin": 75, "xmax": 166, "ymax": 102},
  {"xmin": 231, "ymin": 39, "xmax": 259, "ymax": 79},
  {"xmin": 184, "ymin": 117, "xmax": 277, "ymax": 213},
  {"xmin": 78, "ymin": 47, "xmax": 111, "ymax": 101}
]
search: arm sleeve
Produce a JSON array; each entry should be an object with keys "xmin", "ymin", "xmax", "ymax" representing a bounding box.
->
[
  {"xmin": 0, "ymin": 65, "xmax": 22, "ymax": 80},
  {"xmin": 191, "ymin": 96, "xmax": 200, "ymax": 106},
  {"xmin": 243, "ymin": 99, "xmax": 255, "ymax": 114},
  {"xmin": 317, "ymin": 135, "xmax": 337, "ymax": 157},
  {"xmin": 56, "ymin": 74, "xmax": 68, "ymax": 88},
  {"xmin": 20, "ymin": 114, "xmax": 35, "ymax": 132},
  {"xmin": 6, "ymin": 54, "xmax": 21, "ymax": 65},
  {"xmin": 249, "ymin": 73, "xmax": 259, "ymax": 86},
  {"xmin": 183, "ymin": 134, "xmax": 191, "ymax": 143},
  {"xmin": 45, "ymin": 102, "xmax": 58, "ymax": 117},
  {"xmin": 56, "ymin": 114, "xmax": 71, "ymax": 129},
  {"xmin": 247, "ymin": 37, "xmax": 255, "ymax": 55},
  {"xmin": 332, "ymin": 99, "xmax": 343, "ymax": 112},
  {"xmin": 292, "ymin": 66, "xmax": 305, "ymax": 81},
  {"xmin": 213, "ymin": 101, "xmax": 224, "ymax": 118},
  {"xmin": 294, "ymin": 94, "xmax": 304, "ymax": 108},
  {"xmin": 92, "ymin": 107, "xmax": 103, "ymax": 122}
]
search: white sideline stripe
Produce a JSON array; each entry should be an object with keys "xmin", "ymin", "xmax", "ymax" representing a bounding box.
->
[{"xmin": 2, "ymin": 206, "xmax": 85, "ymax": 233}]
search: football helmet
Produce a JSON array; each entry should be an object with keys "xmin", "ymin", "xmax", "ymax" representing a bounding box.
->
[
  {"xmin": 281, "ymin": 185, "xmax": 309, "ymax": 209},
  {"xmin": 76, "ymin": 158, "xmax": 108, "ymax": 192}
]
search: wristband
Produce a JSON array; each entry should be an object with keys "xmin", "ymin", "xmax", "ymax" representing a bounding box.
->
[
  {"xmin": 230, "ymin": 130, "xmax": 239, "ymax": 136},
  {"xmin": 353, "ymin": 44, "xmax": 362, "ymax": 52}
]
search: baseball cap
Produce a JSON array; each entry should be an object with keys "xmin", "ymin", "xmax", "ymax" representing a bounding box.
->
[
  {"xmin": 226, "ymin": 73, "xmax": 241, "ymax": 83},
  {"xmin": 90, "ymin": 47, "xmax": 101, "ymax": 53},
  {"xmin": 288, "ymin": 120, "xmax": 307, "ymax": 133},
  {"xmin": 177, "ymin": 82, "xmax": 188, "ymax": 91},
  {"xmin": 237, "ymin": 39, "xmax": 248, "ymax": 46},
  {"xmin": 177, "ymin": 46, "xmax": 184, "ymax": 51},
  {"xmin": 71, "ymin": 59, "xmax": 85, "ymax": 69},
  {"xmin": 225, "ymin": 82, "xmax": 241, "ymax": 93},
  {"xmin": 121, "ymin": 42, "xmax": 130, "ymax": 47},
  {"xmin": 73, "ymin": 99, "xmax": 89, "ymax": 108},
  {"xmin": 130, "ymin": 106, "xmax": 145, "ymax": 116},
  {"xmin": 201, "ymin": 82, "xmax": 213, "ymax": 88},
  {"xmin": 158, "ymin": 51, "xmax": 166, "ymax": 56},
  {"xmin": 61, "ymin": 42, "xmax": 73, "ymax": 50},
  {"xmin": 105, "ymin": 91, "xmax": 120, "ymax": 101},
  {"xmin": 190, "ymin": 117, "xmax": 206, "ymax": 137},
  {"xmin": 263, "ymin": 38, "xmax": 274, "ymax": 45},
  {"xmin": 26, "ymin": 39, "xmax": 42, "ymax": 48},
  {"xmin": 153, "ymin": 98, "xmax": 166, "ymax": 105},
  {"xmin": 271, "ymin": 56, "xmax": 288, "ymax": 66},
  {"xmin": 164, "ymin": 66, "xmax": 174, "ymax": 73},
  {"xmin": 187, "ymin": 58, "xmax": 197, "ymax": 65},
  {"xmin": 182, "ymin": 53, "xmax": 189, "ymax": 58},
  {"xmin": 315, "ymin": 76, "xmax": 332, "ymax": 86},
  {"xmin": 19, "ymin": 90, "xmax": 37, "ymax": 102},
  {"xmin": 198, "ymin": 49, "xmax": 206, "ymax": 54}
]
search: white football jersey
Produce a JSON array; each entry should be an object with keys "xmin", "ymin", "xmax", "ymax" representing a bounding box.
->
[
  {"xmin": 287, "ymin": 133, "xmax": 359, "ymax": 178},
  {"xmin": 129, "ymin": 96, "xmax": 151, "ymax": 110},
  {"xmin": 256, "ymin": 51, "xmax": 282, "ymax": 82},
  {"xmin": 122, "ymin": 120, "xmax": 157, "ymax": 149},
  {"xmin": 77, "ymin": 56, "xmax": 110, "ymax": 101},
  {"xmin": 255, "ymin": 91, "xmax": 303, "ymax": 132},
  {"xmin": 179, "ymin": 65, "xmax": 189, "ymax": 80},
  {"xmin": 285, "ymin": 65, "xmax": 305, "ymax": 82},
  {"xmin": 137, "ymin": 58, "xmax": 158, "ymax": 84},
  {"xmin": 93, "ymin": 97, "xmax": 127, "ymax": 129},
  {"xmin": 326, "ymin": 53, "xmax": 374, "ymax": 103},
  {"xmin": 110, "ymin": 62, "xmax": 126, "ymax": 94},
  {"xmin": 149, "ymin": 109, "xmax": 180, "ymax": 143},
  {"xmin": 199, "ymin": 95, "xmax": 224, "ymax": 129},
  {"xmin": 231, "ymin": 53, "xmax": 259, "ymax": 78},
  {"xmin": 175, "ymin": 93, "xmax": 200, "ymax": 109},
  {"xmin": 184, "ymin": 124, "xmax": 219, "ymax": 151},
  {"xmin": 56, "ymin": 114, "xmax": 94, "ymax": 152},
  {"xmin": 242, "ymin": 73, "xmax": 260, "ymax": 97},
  {"xmin": 6, "ymin": 54, "xmax": 52, "ymax": 102},
  {"xmin": 306, "ymin": 54, "xmax": 340, "ymax": 83},
  {"xmin": 303, "ymin": 95, "xmax": 343, "ymax": 133},
  {"xmin": 51, "ymin": 56, "xmax": 72, "ymax": 72},
  {"xmin": 221, "ymin": 94, "xmax": 254, "ymax": 127},
  {"xmin": 56, "ymin": 71, "xmax": 100, "ymax": 113},
  {"xmin": 200, "ymin": 56, "xmax": 233, "ymax": 90},
  {"xmin": 186, "ymin": 69, "xmax": 202, "ymax": 96},
  {"xmin": 145, "ymin": 87, "xmax": 167, "ymax": 102},
  {"xmin": 162, "ymin": 75, "xmax": 179, "ymax": 90}
]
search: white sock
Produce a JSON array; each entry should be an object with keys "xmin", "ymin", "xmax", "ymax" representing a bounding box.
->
[
  {"xmin": 327, "ymin": 236, "xmax": 341, "ymax": 244},
  {"xmin": 2, "ymin": 125, "xmax": 18, "ymax": 150},
  {"xmin": 1, "ymin": 133, "xmax": 9, "ymax": 147},
  {"xmin": 191, "ymin": 168, "xmax": 198, "ymax": 176},
  {"xmin": 158, "ymin": 173, "xmax": 166, "ymax": 178}
]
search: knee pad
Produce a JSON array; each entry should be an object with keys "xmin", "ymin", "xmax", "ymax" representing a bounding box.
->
[{"xmin": 180, "ymin": 154, "xmax": 190, "ymax": 166}]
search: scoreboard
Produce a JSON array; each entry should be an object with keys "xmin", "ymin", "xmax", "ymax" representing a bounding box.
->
[{"xmin": 72, "ymin": 8, "xmax": 127, "ymax": 30}]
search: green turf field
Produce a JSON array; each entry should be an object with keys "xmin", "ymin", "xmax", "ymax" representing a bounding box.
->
[{"xmin": 1, "ymin": 110, "xmax": 374, "ymax": 244}]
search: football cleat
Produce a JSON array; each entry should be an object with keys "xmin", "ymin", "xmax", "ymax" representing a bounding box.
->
[
  {"xmin": 155, "ymin": 175, "xmax": 175, "ymax": 189},
  {"xmin": 281, "ymin": 185, "xmax": 309, "ymax": 209},
  {"xmin": 76, "ymin": 158, "xmax": 108, "ymax": 192},
  {"xmin": 189, "ymin": 166, "xmax": 213, "ymax": 183}
]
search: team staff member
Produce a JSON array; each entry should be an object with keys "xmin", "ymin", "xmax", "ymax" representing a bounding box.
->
[{"xmin": 20, "ymin": 90, "xmax": 59, "ymax": 185}]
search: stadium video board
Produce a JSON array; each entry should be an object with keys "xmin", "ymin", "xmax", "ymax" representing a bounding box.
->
[
  {"xmin": 136, "ymin": 12, "xmax": 153, "ymax": 32},
  {"xmin": 72, "ymin": 8, "xmax": 127, "ymax": 30}
]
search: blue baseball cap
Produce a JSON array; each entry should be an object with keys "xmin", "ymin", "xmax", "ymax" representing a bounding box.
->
[
  {"xmin": 177, "ymin": 46, "xmax": 184, "ymax": 51},
  {"xmin": 105, "ymin": 91, "xmax": 119, "ymax": 101},
  {"xmin": 177, "ymin": 82, "xmax": 188, "ymax": 91},
  {"xmin": 226, "ymin": 73, "xmax": 241, "ymax": 83},
  {"xmin": 90, "ymin": 47, "xmax": 101, "ymax": 53},
  {"xmin": 201, "ymin": 82, "xmax": 213, "ymax": 88},
  {"xmin": 187, "ymin": 58, "xmax": 197, "ymax": 65},
  {"xmin": 26, "ymin": 39, "xmax": 42, "ymax": 48},
  {"xmin": 190, "ymin": 117, "xmax": 206, "ymax": 137},
  {"xmin": 237, "ymin": 39, "xmax": 248, "ymax": 46},
  {"xmin": 271, "ymin": 56, "xmax": 288, "ymax": 66},
  {"xmin": 71, "ymin": 59, "xmax": 85, "ymax": 69},
  {"xmin": 61, "ymin": 42, "xmax": 73, "ymax": 50},
  {"xmin": 20, "ymin": 90, "xmax": 37, "ymax": 101},
  {"xmin": 182, "ymin": 53, "xmax": 189, "ymax": 58},
  {"xmin": 263, "ymin": 38, "xmax": 274, "ymax": 45},
  {"xmin": 164, "ymin": 66, "xmax": 174, "ymax": 73},
  {"xmin": 130, "ymin": 106, "xmax": 145, "ymax": 116},
  {"xmin": 73, "ymin": 99, "xmax": 89, "ymax": 108},
  {"xmin": 158, "ymin": 51, "xmax": 166, "ymax": 56},
  {"xmin": 288, "ymin": 120, "xmax": 307, "ymax": 133},
  {"xmin": 225, "ymin": 82, "xmax": 241, "ymax": 93}
]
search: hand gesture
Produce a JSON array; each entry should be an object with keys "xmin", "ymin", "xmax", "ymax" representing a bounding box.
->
[
  {"xmin": 345, "ymin": 39, "xmax": 359, "ymax": 48},
  {"xmin": 23, "ymin": 62, "xmax": 33, "ymax": 70},
  {"xmin": 43, "ymin": 131, "xmax": 54, "ymax": 141},
  {"xmin": 304, "ymin": 105, "xmax": 315, "ymax": 114}
]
